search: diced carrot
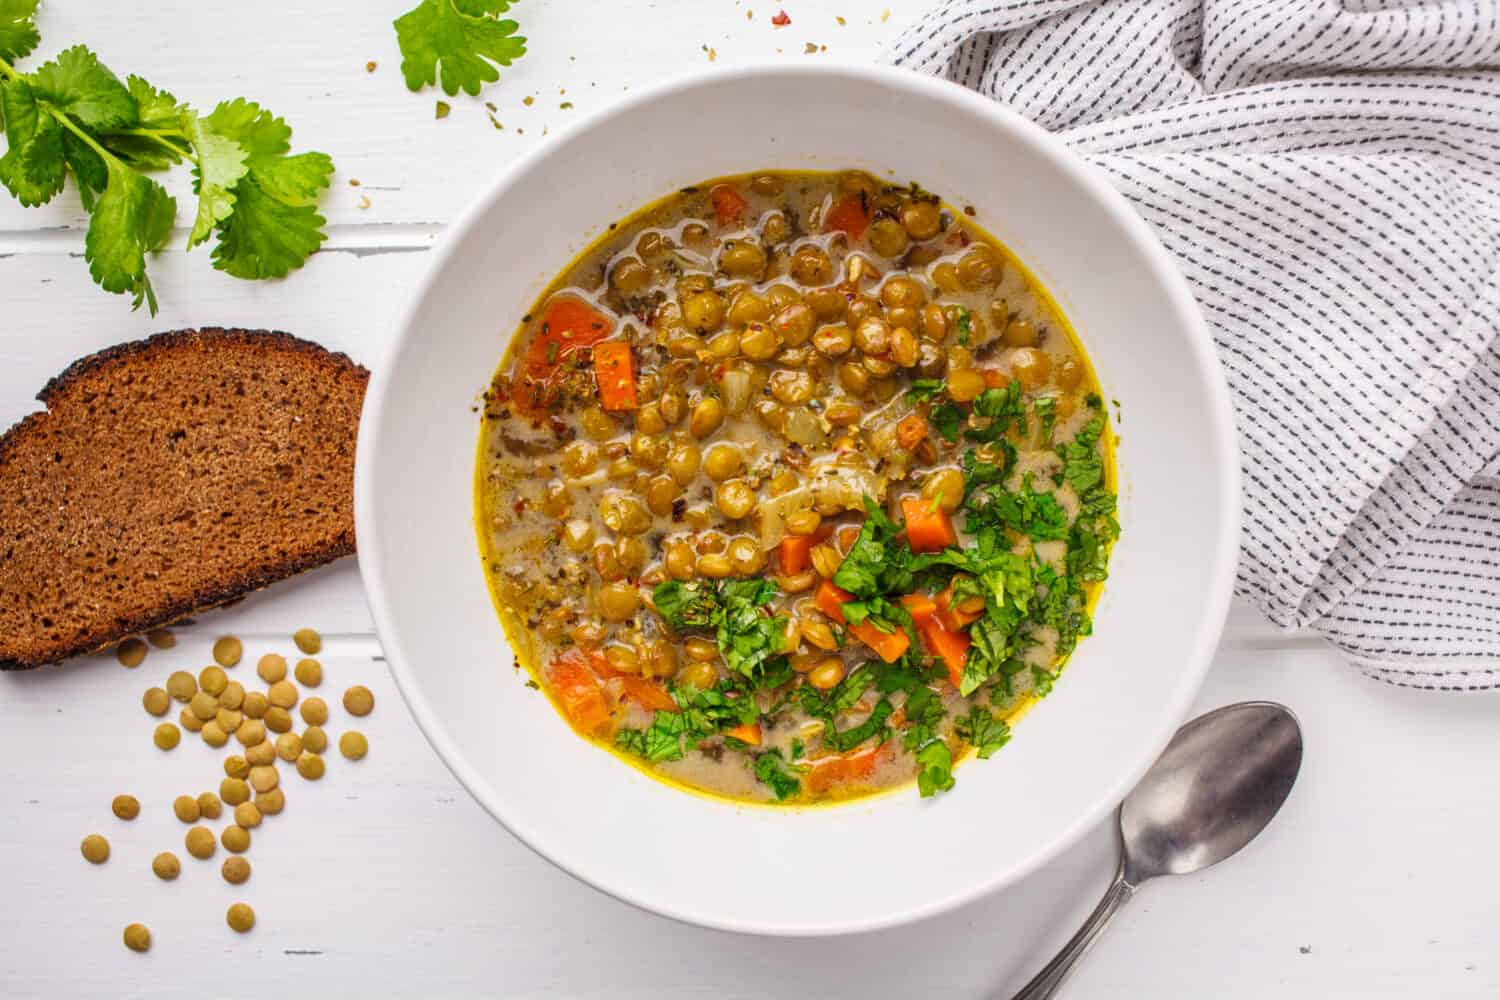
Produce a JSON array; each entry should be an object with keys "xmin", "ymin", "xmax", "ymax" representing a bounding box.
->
[
  {"xmin": 725, "ymin": 722, "xmax": 762, "ymax": 746},
  {"xmin": 850, "ymin": 621, "xmax": 910, "ymax": 663},
  {"xmin": 593, "ymin": 340, "xmax": 638, "ymax": 411},
  {"xmin": 619, "ymin": 675, "xmax": 677, "ymax": 713},
  {"xmin": 516, "ymin": 296, "xmax": 615, "ymax": 415},
  {"xmin": 835, "ymin": 524, "xmax": 861, "ymax": 552},
  {"xmin": 814, "ymin": 579, "xmax": 908, "ymax": 661},
  {"xmin": 807, "ymin": 741, "xmax": 893, "ymax": 794},
  {"xmin": 778, "ymin": 534, "xmax": 815, "ymax": 575},
  {"xmin": 898, "ymin": 592, "xmax": 938, "ymax": 624},
  {"xmin": 825, "ymin": 194, "xmax": 870, "ymax": 240},
  {"xmin": 582, "ymin": 648, "xmax": 622, "ymax": 678},
  {"xmin": 919, "ymin": 617, "xmax": 972, "ymax": 688},
  {"xmin": 896, "ymin": 414, "xmax": 928, "ymax": 451},
  {"xmin": 937, "ymin": 584, "xmax": 984, "ymax": 631},
  {"xmin": 981, "ymin": 368, "xmax": 1011, "ymax": 389},
  {"xmin": 710, "ymin": 184, "xmax": 749, "ymax": 226},
  {"xmin": 546, "ymin": 651, "xmax": 612, "ymax": 737},
  {"xmin": 901, "ymin": 496, "xmax": 958, "ymax": 553},
  {"xmin": 814, "ymin": 579, "xmax": 853, "ymax": 625}
]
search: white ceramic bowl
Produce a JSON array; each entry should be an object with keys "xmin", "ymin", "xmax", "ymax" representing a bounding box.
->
[{"xmin": 356, "ymin": 64, "xmax": 1240, "ymax": 936}]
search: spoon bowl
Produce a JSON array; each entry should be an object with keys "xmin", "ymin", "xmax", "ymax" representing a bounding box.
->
[{"xmin": 1013, "ymin": 702, "xmax": 1303, "ymax": 999}]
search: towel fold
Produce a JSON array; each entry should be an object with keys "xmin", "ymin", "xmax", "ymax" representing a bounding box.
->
[{"xmin": 890, "ymin": 0, "xmax": 1500, "ymax": 688}]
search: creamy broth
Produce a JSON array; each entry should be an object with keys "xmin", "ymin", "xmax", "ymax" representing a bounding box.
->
[{"xmin": 476, "ymin": 170, "xmax": 1116, "ymax": 804}]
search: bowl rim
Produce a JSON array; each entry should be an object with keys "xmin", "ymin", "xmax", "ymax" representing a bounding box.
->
[{"xmin": 355, "ymin": 61, "xmax": 1242, "ymax": 937}]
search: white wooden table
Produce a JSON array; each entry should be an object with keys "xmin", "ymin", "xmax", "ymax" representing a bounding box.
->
[{"xmin": 3, "ymin": 3, "xmax": 1497, "ymax": 996}]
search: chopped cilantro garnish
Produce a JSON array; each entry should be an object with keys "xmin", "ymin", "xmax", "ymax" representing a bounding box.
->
[
  {"xmin": 955, "ymin": 707, "xmax": 1011, "ymax": 758},
  {"xmin": 753, "ymin": 749, "xmax": 803, "ymax": 801},
  {"xmin": 956, "ymin": 307, "xmax": 972, "ymax": 346},
  {"xmin": 651, "ymin": 579, "xmax": 789, "ymax": 679},
  {"xmin": 931, "ymin": 402, "xmax": 964, "ymax": 443},
  {"xmin": 915, "ymin": 741, "xmax": 955, "ymax": 797},
  {"xmin": 905, "ymin": 378, "xmax": 946, "ymax": 403}
]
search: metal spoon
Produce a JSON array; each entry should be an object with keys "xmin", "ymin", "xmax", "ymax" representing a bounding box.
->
[{"xmin": 1011, "ymin": 701, "xmax": 1303, "ymax": 999}]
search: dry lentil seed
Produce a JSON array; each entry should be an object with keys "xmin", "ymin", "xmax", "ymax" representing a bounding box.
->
[
  {"xmin": 234, "ymin": 801, "xmax": 262, "ymax": 829},
  {"xmin": 219, "ymin": 681, "xmax": 245, "ymax": 710},
  {"xmin": 221, "ymin": 825, "xmax": 251, "ymax": 854},
  {"xmin": 81, "ymin": 834, "xmax": 110, "ymax": 863},
  {"xmin": 263, "ymin": 706, "xmax": 293, "ymax": 734},
  {"xmin": 257, "ymin": 654, "xmax": 287, "ymax": 684},
  {"xmin": 189, "ymin": 690, "xmax": 219, "ymax": 721},
  {"xmin": 255, "ymin": 787, "xmax": 285, "ymax": 815},
  {"xmin": 301, "ymin": 726, "xmax": 328, "ymax": 754},
  {"xmin": 111, "ymin": 794, "xmax": 140, "ymax": 820},
  {"xmin": 236, "ymin": 718, "xmax": 266, "ymax": 747},
  {"xmin": 300, "ymin": 697, "xmax": 329, "ymax": 726},
  {"xmin": 215, "ymin": 707, "xmax": 243, "ymax": 732},
  {"xmin": 154, "ymin": 723, "xmax": 181, "ymax": 750},
  {"xmin": 221, "ymin": 856, "xmax": 251, "ymax": 885},
  {"xmin": 199, "ymin": 665, "xmax": 228, "ymax": 696},
  {"xmin": 339, "ymin": 731, "xmax": 369, "ymax": 760},
  {"xmin": 296, "ymin": 752, "xmax": 326, "ymax": 781},
  {"xmin": 197, "ymin": 791, "xmax": 222, "ymax": 819},
  {"xmin": 249, "ymin": 765, "xmax": 280, "ymax": 793},
  {"xmin": 242, "ymin": 691, "xmax": 268, "ymax": 719},
  {"xmin": 185, "ymin": 826, "xmax": 216, "ymax": 859},
  {"xmin": 267, "ymin": 680, "xmax": 298, "ymax": 709},
  {"xmin": 151, "ymin": 852, "xmax": 180, "ymax": 880},
  {"xmin": 123, "ymin": 923, "xmax": 151, "ymax": 953},
  {"xmin": 275, "ymin": 732, "xmax": 303, "ymax": 762},
  {"xmin": 293, "ymin": 628, "xmax": 322, "ymax": 655},
  {"xmin": 173, "ymin": 795, "xmax": 201, "ymax": 823},
  {"xmin": 142, "ymin": 687, "xmax": 170, "ymax": 716},
  {"xmin": 202, "ymin": 720, "xmax": 230, "ymax": 747},
  {"xmin": 116, "ymin": 638, "xmax": 147, "ymax": 668},
  {"xmin": 226, "ymin": 902, "xmax": 256, "ymax": 933},
  {"xmin": 245, "ymin": 741, "xmax": 276, "ymax": 766},
  {"xmin": 166, "ymin": 671, "xmax": 197, "ymax": 701},
  {"xmin": 223, "ymin": 755, "xmax": 249, "ymax": 779},
  {"xmin": 179, "ymin": 707, "xmax": 204, "ymax": 733},
  {"xmin": 220, "ymin": 778, "xmax": 250, "ymax": 806},
  {"xmin": 212, "ymin": 635, "xmax": 243, "ymax": 667},
  {"xmin": 294, "ymin": 658, "xmax": 322, "ymax": 687},
  {"xmin": 343, "ymin": 686, "xmax": 375, "ymax": 717}
]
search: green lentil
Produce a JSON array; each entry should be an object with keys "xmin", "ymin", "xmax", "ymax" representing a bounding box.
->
[
  {"xmin": 226, "ymin": 902, "xmax": 256, "ymax": 933},
  {"xmin": 80, "ymin": 834, "xmax": 110, "ymax": 864},
  {"xmin": 142, "ymin": 687, "xmax": 170, "ymax": 716},
  {"xmin": 212, "ymin": 635, "xmax": 243, "ymax": 667},
  {"xmin": 293, "ymin": 628, "xmax": 322, "ymax": 655},
  {"xmin": 116, "ymin": 638, "xmax": 147, "ymax": 668},
  {"xmin": 154, "ymin": 723, "xmax": 181, "ymax": 750},
  {"xmin": 151, "ymin": 852, "xmax": 180, "ymax": 880},
  {"xmin": 123, "ymin": 923, "xmax": 151, "ymax": 952},
  {"xmin": 294, "ymin": 658, "xmax": 322, "ymax": 687},
  {"xmin": 339, "ymin": 731, "xmax": 369, "ymax": 760},
  {"xmin": 111, "ymin": 795, "xmax": 140, "ymax": 820}
]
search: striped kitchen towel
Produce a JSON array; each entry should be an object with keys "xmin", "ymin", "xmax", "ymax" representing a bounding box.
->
[{"xmin": 890, "ymin": 0, "xmax": 1500, "ymax": 689}]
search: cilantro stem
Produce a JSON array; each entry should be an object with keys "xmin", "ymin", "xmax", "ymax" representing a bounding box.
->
[
  {"xmin": 0, "ymin": 53, "xmax": 17, "ymax": 80},
  {"xmin": 45, "ymin": 103, "xmax": 123, "ymax": 167}
]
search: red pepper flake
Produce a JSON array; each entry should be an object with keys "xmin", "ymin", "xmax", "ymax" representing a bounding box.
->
[{"xmin": 772, "ymin": 10, "xmax": 791, "ymax": 26}]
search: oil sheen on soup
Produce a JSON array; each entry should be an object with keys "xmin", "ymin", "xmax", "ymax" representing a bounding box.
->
[{"xmin": 476, "ymin": 170, "xmax": 1117, "ymax": 805}]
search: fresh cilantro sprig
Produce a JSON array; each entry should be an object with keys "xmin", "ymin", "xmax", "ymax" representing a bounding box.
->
[
  {"xmin": 395, "ymin": 0, "xmax": 527, "ymax": 97},
  {"xmin": 651, "ymin": 578, "xmax": 790, "ymax": 681},
  {"xmin": 753, "ymin": 749, "xmax": 804, "ymax": 801},
  {"xmin": 0, "ymin": 6, "xmax": 332, "ymax": 312}
]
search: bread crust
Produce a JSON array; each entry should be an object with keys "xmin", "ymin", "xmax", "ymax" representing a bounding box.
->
[{"xmin": 0, "ymin": 329, "xmax": 369, "ymax": 670}]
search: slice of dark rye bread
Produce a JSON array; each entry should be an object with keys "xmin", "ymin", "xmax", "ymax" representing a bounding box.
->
[{"xmin": 0, "ymin": 329, "xmax": 368, "ymax": 670}]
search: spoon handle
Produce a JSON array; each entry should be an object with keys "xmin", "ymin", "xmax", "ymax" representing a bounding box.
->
[{"xmin": 1010, "ymin": 856, "xmax": 1135, "ymax": 1000}]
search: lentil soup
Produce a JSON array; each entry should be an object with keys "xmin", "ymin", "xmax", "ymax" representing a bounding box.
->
[{"xmin": 476, "ymin": 170, "xmax": 1117, "ymax": 805}]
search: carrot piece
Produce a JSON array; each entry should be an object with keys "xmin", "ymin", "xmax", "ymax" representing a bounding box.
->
[
  {"xmin": 814, "ymin": 579, "xmax": 852, "ymax": 625},
  {"xmin": 919, "ymin": 617, "xmax": 972, "ymax": 688},
  {"xmin": 593, "ymin": 341, "xmax": 638, "ymax": 411},
  {"xmin": 981, "ymin": 368, "xmax": 1011, "ymax": 389},
  {"xmin": 725, "ymin": 722, "xmax": 763, "ymax": 746},
  {"xmin": 546, "ymin": 651, "xmax": 612, "ymax": 737},
  {"xmin": 619, "ymin": 675, "xmax": 678, "ymax": 713},
  {"xmin": 815, "ymin": 578, "xmax": 910, "ymax": 661},
  {"xmin": 899, "ymin": 592, "xmax": 938, "ymax": 624},
  {"xmin": 850, "ymin": 621, "xmax": 910, "ymax": 663},
  {"xmin": 710, "ymin": 184, "xmax": 749, "ymax": 226},
  {"xmin": 896, "ymin": 414, "xmax": 929, "ymax": 451},
  {"xmin": 825, "ymin": 194, "xmax": 870, "ymax": 240},
  {"xmin": 778, "ymin": 534, "xmax": 815, "ymax": 575},
  {"xmin": 936, "ymin": 584, "xmax": 983, "ymax": 632},
  {"xmin": 515, "ymin": 296, "xmax": 615, "ymax": 415},
  {"xmin": 901, "ymin": 497, "xmax": 958, "ymax": 553},
  {"xmin": 807, "ymin": 741, "xmax": 893, "ymax": 794}
]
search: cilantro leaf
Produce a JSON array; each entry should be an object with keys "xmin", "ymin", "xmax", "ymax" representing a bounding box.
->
[
  {"xmin": 84, "ymin": 160, "xmax": 176, "ymax": 313},
  {"xmin": 96, "ymin": 76, "xmax": 191, "ymax": 171},
  {"xmin": 0, "ymin": 0, "xmax": 39, "ymax": 64},
  {"xmin": 981, "ymin": 473, "xmax": 1070, "ymax": 541},
  {"xmin": 915, "ymin": 740, "xmax": 955, "ymax": 797},
  {"xmin": 931, "ymin": 402, "xmax": 963, "ymax": 443},
  {"xmin": 753, "ymin": 749, "xmax": 803, "ymax": 801},
  {"xmin": 186, "ymin": 113, "xmax": 249, "ymax": 248},
  {"xmin": 202, "ymin": 99, "xmax": 332, "ymax": 279},
  {"xmin": 0, "ymin": 78, "xmax": 64, "ymax": 206},
  {"xmin": 650, "ymin": 579, "xmax": 789, "ymax": 681},
  {"xmin": 905, "ymin": 378, "xmax": 946, "ymax": 403},
  {"xmin": 955, "ymin": 707, "xmax": 1011, "ymax": 758},
  {"xmin": 832, "ymin": 497, "xmax": 912, "ymax": 598},
  {"xmin": 29, "ymin": 45, "xmax": 136, "ymax": 130},
  {"xmin": 966, "ymin": 379, "xmax": 1027, "ymax": 443},
  {"xmin": 823, "ymin": 697, "xmax": 892, "ymax": 753},
  {"xmin": 1034, "ymin": 396, "xmax": 1056, "ymax": 440},
  {"xmin": 394, "ymin": 0, "xmax": 527, "ymax": 98}
]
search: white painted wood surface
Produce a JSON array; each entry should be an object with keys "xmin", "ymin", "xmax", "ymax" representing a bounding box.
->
[{"xmin": 2, "ymin": 3, "xmax": 1497, "ymax": 997}]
